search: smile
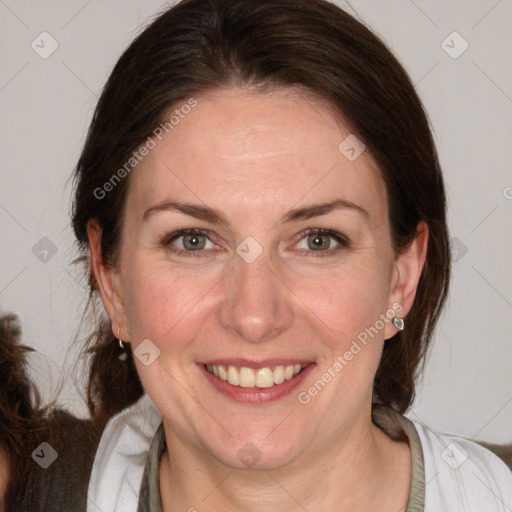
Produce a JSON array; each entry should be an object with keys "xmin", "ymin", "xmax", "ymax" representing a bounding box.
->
[{"xmin": 205, "ymin": 363, "xmax": 307, "ymax": 388}]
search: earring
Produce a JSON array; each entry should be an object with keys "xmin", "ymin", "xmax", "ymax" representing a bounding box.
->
[
  {"xmin": 392, "ymin": 316, "xmax": 405, "ymax": 331},
  {"xmin": 118, "ymin": 327, "xmax": 125, "ymax": 350}
]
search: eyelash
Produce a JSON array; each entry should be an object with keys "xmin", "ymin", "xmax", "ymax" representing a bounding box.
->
[{"xmin": 162, "ymin": 228, "xmax": 350, "ymax": 258}]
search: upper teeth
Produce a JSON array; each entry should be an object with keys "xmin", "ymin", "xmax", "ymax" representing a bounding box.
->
[{"xmin": 206, "ymin": 364, "xmax": 305, "ymax": 388}]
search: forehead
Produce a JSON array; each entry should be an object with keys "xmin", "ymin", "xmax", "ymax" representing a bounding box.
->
[{"xmin": 126, "ymin": 87, "xmax": 387, "ymax": 224}]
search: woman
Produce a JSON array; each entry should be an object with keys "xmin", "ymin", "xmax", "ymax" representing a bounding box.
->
[{"xmin": 1, "ymin": 0, "xmax": 511, "ymax": 510}]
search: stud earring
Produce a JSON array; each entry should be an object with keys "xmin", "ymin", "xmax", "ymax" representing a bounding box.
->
[{"xmin": 392, "ymin": 316, "xmax": 405, "ymax": 331}]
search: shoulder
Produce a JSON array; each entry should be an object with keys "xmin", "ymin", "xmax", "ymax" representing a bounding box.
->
[{"xmin": 410, "ymin": 419, "xmax": 512, "ymax": 511}]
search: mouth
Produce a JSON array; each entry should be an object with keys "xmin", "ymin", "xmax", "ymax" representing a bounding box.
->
[
  {"xmin": 204, "ymin": 363, "xmax": 307, "ymax": 387},
  {"xmin": 199, "ymin": 360, "xmax": 315, "ymax": 403}
]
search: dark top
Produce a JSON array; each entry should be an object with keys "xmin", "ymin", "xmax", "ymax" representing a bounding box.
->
[{"xmin": 2, "ymin": 411, "xmax": 102, "ymax": 512}]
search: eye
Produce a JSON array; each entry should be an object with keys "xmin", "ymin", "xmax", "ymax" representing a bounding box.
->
[
  {"xmin": 295, "ymin": 228, "xmax": 350, "ymax": 256},
  {"xmin": 163, "ymin": 229, "xmax": 216, "ymax": 257},
  {"xmin": 161, "ymin": 227, "xmax": 350, "ymax": 258}
]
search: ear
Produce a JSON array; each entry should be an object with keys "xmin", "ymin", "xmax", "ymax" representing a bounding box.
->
[
  {"xmin": 384, "ymin": 221, "xmax": 429, "ymax": 339},
  {"xmin": 87, "ymin": 219, "xmax": 130, "ymax": 342}
]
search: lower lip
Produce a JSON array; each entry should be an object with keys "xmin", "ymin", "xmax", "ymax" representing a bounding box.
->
[{"xmin": 198, "ymin": 363, "xmax": 316, "ymax": 404}]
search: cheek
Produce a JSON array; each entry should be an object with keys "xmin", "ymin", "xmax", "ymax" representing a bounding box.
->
[
  {"xmin": 122, "ymin": 260, "xmax": 218, "ymax": 346},
  {"xmin": 294, "ymin": 256, "xmax": 391, "ymax": 392},
  {"xmin": 294, "ymin": 259, "xmax": 390, "ymax": 338}
]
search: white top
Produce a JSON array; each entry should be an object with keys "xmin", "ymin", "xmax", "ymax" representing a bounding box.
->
[
  {"xmin": 86, "ymin": 394, "xmax": 512, "ymax": 512},
  {"xmin": 414, "ymin": 420, "xmax": 512, "ymax": 510},
  {"xmin": 87, "ymin": 394, "xmax": 161, "ymax": 512}
]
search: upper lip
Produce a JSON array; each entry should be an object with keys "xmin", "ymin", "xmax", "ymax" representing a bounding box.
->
[{"xmin": 201, "ymin": 358, "xmax": 315, "ymax": 369}]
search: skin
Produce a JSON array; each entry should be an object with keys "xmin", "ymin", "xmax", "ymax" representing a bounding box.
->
[{"xmin": 88, "ymin": 86, "xmax": 428, "ymax": 511}]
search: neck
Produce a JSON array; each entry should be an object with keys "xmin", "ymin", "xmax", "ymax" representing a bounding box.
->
[{"xmin": 158, "ymin": 407, "xmax": 411, "ymax": 512}]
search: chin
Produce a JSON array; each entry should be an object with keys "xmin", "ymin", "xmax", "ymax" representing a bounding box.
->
[{"xmin": 204, "ymin": 430, "xmax": 305, "ymax": 471}]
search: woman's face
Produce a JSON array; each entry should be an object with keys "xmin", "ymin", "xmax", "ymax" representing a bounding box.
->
[{"xmin": 93, "ymin": 86, "xmax": 425, "ymax": 469}]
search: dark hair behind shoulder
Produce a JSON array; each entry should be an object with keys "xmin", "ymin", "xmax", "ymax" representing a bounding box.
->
[
  {"xmin": 1, "ymin": 311, "xmax": 44, "ymax": 508},
  {"xmin": 0, "ymin": 313, "xmax": 41, "ymax": 452},
  {"xmin": 0, "ymin": 313, "xmax": 102, "ymax": 510}
]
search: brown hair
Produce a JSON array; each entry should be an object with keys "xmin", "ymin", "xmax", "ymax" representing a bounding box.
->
[
  {"xmin": 1, "ymin": 0, "xmax": 450, "ymax": 496},
  {"xmin": 71, "ymin": 0, "xmax": 450, "ymax": 423},
  {"xmin": 0, "ymin": 314, "xmax": 103, "ymax": 510}
]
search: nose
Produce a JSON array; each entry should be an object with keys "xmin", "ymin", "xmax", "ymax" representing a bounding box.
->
[{"xmin": 218, "ymin": 250, "xmax": 294, "ymax": 345}]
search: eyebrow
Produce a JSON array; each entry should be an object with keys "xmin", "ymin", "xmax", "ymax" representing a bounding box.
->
[{"xmin": 142, "ymin": 198, "xmax": 370, "ymax": 225}]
